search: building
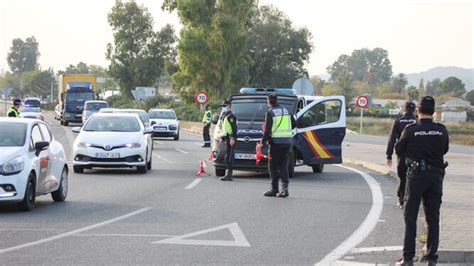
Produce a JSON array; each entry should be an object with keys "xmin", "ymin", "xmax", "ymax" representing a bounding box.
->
[{"xmin": 440, "ymin": 98, "xmax": 471, "ymax": 123}]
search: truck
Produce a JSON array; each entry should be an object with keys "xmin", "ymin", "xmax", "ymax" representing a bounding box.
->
[{"xmin": 58, "ymin": 74, "xmax": 97, "ymax": 126}]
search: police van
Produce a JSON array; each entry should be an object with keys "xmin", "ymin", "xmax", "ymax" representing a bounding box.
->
[{"xmin": 211, "ymin": 88, "xmax": 346, "ymax": 177}]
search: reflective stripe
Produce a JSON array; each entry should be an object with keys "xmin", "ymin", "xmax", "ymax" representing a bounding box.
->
[
  {"xmin": 271, "ymin": 108, "xmax": 292, "ymax": 139},
  {"xmin": 220, "ymin": 116, "xmax": 237, "ymax": 136}
]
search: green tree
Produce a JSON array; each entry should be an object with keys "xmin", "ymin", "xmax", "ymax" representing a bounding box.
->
[
  {"xmin": 163, "ymin": 0, "xmax": 255, "ymax": 102},
  {"xmin": 437, "ymin": 76, "xmax": 466, "ymax": 97},
  {"xmin": 336, "ymin": 71, "xmax": 355, "ymax": 104},
  {"xmin": 7, "ymin": 36, "xmax": 40, "ymax": 73},
  {"xmin": 418, "ymin": 78, "xmax": 425, "ymax": 97},
  {"xmin": 464, "ymin": 90, "xmax": 474, "ymax": 105},
  {"xmin": 107, "ymin": 0, "xmax": 177, "ymax": 99},
  {"xmin": 248, "ymin": 5, "xmax": 312, "ymax": 88},
  {"xmin": 310, "ymin": 75, "xmax": 327, "ymax": 96},
  {"xmin": 391, "ymin": 73, "xmax": 408, "ymax": 94},
  {"xmin": 327, "ymin": 48, "xmax": 392, "ymax": 85},
  {"xmin": 425, "ymin": 78, "xmax": 440, "ymax": 96},
  {"xmin": 406, "ymin": 85, "xmax": 419, "ymax": 101}
]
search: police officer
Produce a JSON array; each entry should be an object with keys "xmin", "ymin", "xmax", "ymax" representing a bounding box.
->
[
  {"xmin": 386, "ymin": 101, "xmax": 416, "ymax": 208},
  {"xmin": 258, "ymin": 94, "xmax": 296, "ymax": 198},
  {"xmin": 7, "ymin": 99, "xmax": 22, "ymax": 118},
  {"xmin": 395, "ymin": 96, "xmax": 449, "ymax": 265},
  {"xmin": 219, "ymin": 99, "xmax": 237, "ymax": 181},
  {"xmin": 202, "ymin": 104, "xmax": 212, "ymax": 148}
]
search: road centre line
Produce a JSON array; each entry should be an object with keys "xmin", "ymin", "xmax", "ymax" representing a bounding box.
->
[
  {"xmin": 185, "ymin": 178, "xmax": 203, "ymax": 189},
  {"xmin": 153, "ymin": 153, "xmax": 173, "ymax": 163},
  {"xmin": 175, "ymin": 148, "xmax": 189, "ymax": 154},
  {"xmin": 74, "ymin": 233, "xmax": 175, "ymax": 238},
  {"xmin": 315, "ymin": 165, "xmax": 383, "ymax": 265},
  {"xmin": 0, "ymin": 207, "xmax": 151, "ymax": 255}
]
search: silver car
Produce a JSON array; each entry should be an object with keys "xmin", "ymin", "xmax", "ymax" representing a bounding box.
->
[{"xmin": 82, "ymin": 100, "xmax": 109, "ymax": 124}]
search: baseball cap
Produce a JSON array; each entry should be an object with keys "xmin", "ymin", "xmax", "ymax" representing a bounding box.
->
[{"xmin": 13, "ymin": 99, "xmax": 21, "ymax": 105}]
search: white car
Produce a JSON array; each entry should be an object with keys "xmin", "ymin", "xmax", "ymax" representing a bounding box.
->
[
  {"xmin": 72, "ymin": 113, "xmax": 153, "ymax": 174},
  {"xmin": 114, "ymin": 109, "xmax": 152, "ymax": 128},
  {"xmin": 82, "ymin": 100, "xmax": 109, "ymax": 124},
  {"xmin": 0, "ymin": 118, "xmax": 68, "ymax": 211},
  {"xmin": 20, "ymin": 107, "xmax": 44, "ymax": 121},
  {"xmin": 148, "ymin": 109, "xmax": 179, "ymax": 140},
  {"xmin": 54, "ymin": 104, "xmax": 61, "ymax": 120}
]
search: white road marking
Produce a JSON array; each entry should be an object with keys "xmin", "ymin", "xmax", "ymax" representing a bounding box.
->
[
  {"xmin": 350, "ymin": 246, "xmax": 403, "ymax": 253},
  {"xmin": 181, "ymin": 131, "xmax": 202, "ymax": 137},
  {"xmin": 315, "ymin": 165, "xmax": 383, "ymax": 265},
  {"xmin": 384, "ymin": 196, "xmax": 392, "ymax": 199},
  {"xmin": 378, "ymin": 219, "xmax": 386, "ymax": 223},
  {"xmin": 153, "ymin": 223, "xmax": 251, "ymax": 247},
  {"xmin": 155, "ymin": 141, "xmax": 165, "ymax": 145},
  {"xmin": 153, "ymin": 153, "xmax": 173, "ymax": 163},
  {"xmin": 74, "ymin": 233, "xmax": 175, "ymax": 238},
  {"xmin": 175, "ymin": 148, "xmax": 189, "ymax": 154},
  {"xmin": 334, "ymin": 260, "xmax": 378, "ymax": 265},
  {"xmin": 185, "ymin": 178, "xmax": 203, "ymax": 189},
  {"xmin": 0, "ymin": 229, "xmax": 60, "ymax": 231},
  {"xmin": 0, "ymin": 207, "xmax": 151, "ymax": 255}
]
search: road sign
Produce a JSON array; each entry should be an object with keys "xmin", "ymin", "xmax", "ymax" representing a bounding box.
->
[
  {"xmin": 292, "ymin": 77, "xmax": 314, "ymax": 96},
  {"xmin": 0, "ymin": 88, "xmax": 13, "ymax": 97},
  {"xmin": 356, "ymin": 95, "xmax": 369, "ymax": 108},
  {"xmin": 195, "ymin": 91, "xmax": 209, "ymax": 104}
]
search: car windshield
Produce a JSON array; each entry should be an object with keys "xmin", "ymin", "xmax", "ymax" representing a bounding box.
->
[
  {"xmin": 149, "ymin": 110, "xmax": 176, "ymax": 119},
  {"xmin": 85, "ymin": 102, "xmax": 108, "ymax": 111},
  {"xmin": 0, "ymin": 122, "xmax": 27, "ymax": 147},
  {"xmin": 115, "ymin": 110, "xmax": 147, "ymax": 123},
  {"xmin": 21, "ymin": 107, "xmax": 41, "ymax": 113},
  {"xmin": 24, "ymin": 99, "xmax": 41, "ymax": 107},
  {"xmin": 84, "ymin": 116, "xmax": 140, "ymax": 132},
  {"xmin": 231, "ymin": 98, "xmax": 296, "ymax": 122},
  {"xmin": 66, "ymin": 92, "xmax": 94, "ymax": 102}
]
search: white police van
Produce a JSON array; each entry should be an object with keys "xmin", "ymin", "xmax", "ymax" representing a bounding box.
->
[{"xmin": 211, "ymin": 88, "xmax": 346, "ymax": 177}]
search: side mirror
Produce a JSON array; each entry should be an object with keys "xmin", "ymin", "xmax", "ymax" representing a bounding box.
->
[
  {"xmin": 151, "ymin": 121, "xmax": 156, "ymax": 126},
  {"xmin": 35, "ymin": 141, "xmax": 49, "ymax": 156},
  {"xmin": 211, "ymin": 114, "xmax": 219, "ymax": 125},
  {"xmin": 71, "ymin": 127, "xmax": 81, "ymax": 133},
  {"xmin": 144, "ymin": 127, "xmax": 153, "ymax": 134}
]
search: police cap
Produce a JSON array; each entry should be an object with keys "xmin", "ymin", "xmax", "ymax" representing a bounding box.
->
[
  {"xmin": 13, "ymin": 99, "xmax": 21, "ymax": 105},
  {"xmin": 221, "ymin": 99, "xmax": 231, "ymax": 107},
  {"xmin": 268, "ymin": 93, "xmax": 278, "ymax": 105}
]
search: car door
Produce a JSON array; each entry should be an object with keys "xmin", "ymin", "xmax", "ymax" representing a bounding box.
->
[
  {"xmin": 30, "ymin": 124, "xmax": 50, "ymax": 194},
  {"xmin": 294, "ymin": 96, "xmax": 346, "ymax": 165},
  {"xmin": 39, "ymin": 123, "xmax": 58, "ymax": 192}
]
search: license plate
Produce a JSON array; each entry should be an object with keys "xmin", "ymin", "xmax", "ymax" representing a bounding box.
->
[
  {"xmin": 154, "ymin": 126, "xmax": 167, "ymax": 131},
  {"xmin": 95, "ymin": 152, "xmax": 120, "ymax": 158},
  {"xmin": 235, "ymin": 153, "xmax": 256, "ymax": 160}
]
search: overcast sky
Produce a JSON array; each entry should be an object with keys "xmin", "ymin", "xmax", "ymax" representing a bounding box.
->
[{"xmin": 0, "ymin": 0, "xmax": 472, "ymax": 76}]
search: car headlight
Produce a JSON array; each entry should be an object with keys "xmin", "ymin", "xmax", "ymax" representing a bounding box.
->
[
  {"xmin": 0, "ymin": 156, "xmax": 24, "ymax": 175},
  {"xmin": 78, "ymin": 142, "xmax": 92, "ymax": 148},
  {"xmin": 126, "ymin": 143, "xmax": 141, "ymax": 148},
  {"xmin": 169, "ymin": 124, "xmax": 177, "ymax": 130}
]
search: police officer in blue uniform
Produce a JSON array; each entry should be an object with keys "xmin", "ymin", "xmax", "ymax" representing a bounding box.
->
[
  {"xmin": 386, "ymin": 102, "xmax": 416, "ymax": 208},
  {"xmin": 258, "ymin": 94, "xmax": 296, "ymax": 198},
  {"xmin": 395, "ymin": 96, "xmax": 449, "ymax": 265}
]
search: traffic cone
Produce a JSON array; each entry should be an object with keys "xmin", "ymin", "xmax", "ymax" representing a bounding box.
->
[
  {"xmin": 208, "ymin": 151, "xmax": 214, "ymax": 161},
  {"xmin": 196, "ymin": 160, "xmax": 210, "ymax": 176},
  {"xmin": 255, "ymin": 142, "xmax": 271, "ymax": 166}
]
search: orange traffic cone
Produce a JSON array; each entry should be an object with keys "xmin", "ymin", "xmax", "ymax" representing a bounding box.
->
[
  {"xmin": 196, "ymin": 160, "xmax": 211, "ymax": 176},
  {"xmin": 208, "ymin": 151, "xmax": 214, "ymax": 161}
]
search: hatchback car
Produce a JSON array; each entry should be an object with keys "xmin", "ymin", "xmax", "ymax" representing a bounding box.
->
[
  {"xmin": 148, "ymin": 109, "xmax": 179, "ymax": 140},
  {"xmin": 72, "ymin": 113, "xmax": 153, "ymax": 174},
  {"xmin": 0, "ymin": 118, "xmax": 68, "ymax": 211},
  {"xmin": 20, "ymin": 107, "xmax": 44, "ymax": 121},
  {"xmin": 82, "ymin": 100, "xmax": 109, "ymax": 123}
]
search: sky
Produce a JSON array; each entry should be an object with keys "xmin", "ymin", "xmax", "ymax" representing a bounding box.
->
[{"xmin": 0, "ymin": 0, "xmax": 472, "ymax": 77}]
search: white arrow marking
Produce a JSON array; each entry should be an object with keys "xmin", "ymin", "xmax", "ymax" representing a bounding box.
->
[{"xmin": 153, "ymin": 223, "xmax": 251, "ymax": 247}]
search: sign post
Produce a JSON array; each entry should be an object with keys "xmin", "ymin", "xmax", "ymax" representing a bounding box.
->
[
  {"xmin": 1, "ymin": 88, "xmax": 13, "ymax": 116},
  {"xmin": 195, "ymin": 91, "xmax": 209, "ymax": 109},
  {"xmin": 355, "ymin": 95, "xmax": 369, "ymax": 134}
]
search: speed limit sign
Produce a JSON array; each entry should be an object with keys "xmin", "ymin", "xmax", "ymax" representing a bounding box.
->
[
  {"xmin": 195, "ymin": 91, "xmax": 209, "ymax": 104},
  {"xmin": 356, "ymin": 95, "xmax": 369, "ymax": 108}
]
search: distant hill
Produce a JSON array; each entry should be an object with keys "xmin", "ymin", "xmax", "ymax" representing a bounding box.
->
[{"xmin": 405, "ymin": 66, "xmax": 474, "ymax": 91}]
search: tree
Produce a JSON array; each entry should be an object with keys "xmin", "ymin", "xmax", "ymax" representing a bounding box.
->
[
  {"xmin": 425, "ymin": 78, "xmax": 440, "ymax": 96},
  {"xmin": 327, "ymin": 48, "xmax": 392, "ymax": 85},
  {"xmin": 418, "ymin": 78, "xmax": 425, "ymax": 97},
  {"xmin": 7, "ymin": 36, "xmax": 40, "ymax": 73},
  {"xmin": 437, "ymin": 76, "xmax": 466, "ymax": 97},
  {"xmin": 107, "ymin": 0, "xmax": 177, "ymax": 99},
  {"xmin": 58, "ymin": 62, "xmax": 109, "ymax": 76},
  {"xmin": 391, "ymin": 73, "xmax": 408, "ymax": 94},
  {"xmin": 464, "ymin": 90, "xmax": 474, "ymax": 105},
  {"xmin": 163, "ymin": 0, "xmax": 255, "ymax": 102},
  {"xmin": 310, "ymin": 75, "xmax": 326, "ymax": 96},
  {"xmin": 248, "ymin": 5, "xmax": 312, "ymax": 88},
  {"xmin": 406, "ymin": 85, "xmax": 419, "ymax": 101},
  {"xmin": 22, "ymin": 70, "xmax": 53, "ymax": 98}
]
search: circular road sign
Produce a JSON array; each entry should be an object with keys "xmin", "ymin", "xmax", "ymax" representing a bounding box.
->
[
  {"xmin": 195, "ymin": 91, "xmax": 209, "ymax": 104},
  {"xmin": 356, "ymin": 95, "xmax": 369, "ymax": 108}
]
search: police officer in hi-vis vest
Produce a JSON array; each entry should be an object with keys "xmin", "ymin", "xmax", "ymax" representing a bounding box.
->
[
  {"xmin": 7, "ymin": 99, "xmax": 22, "ymax": 118},
  {"xmin": 219, "ymin": 99, "xmax": 237, "ymax": 181},
  {"xmin": 258, "ymin": 94, "xmax": 296, "ymax": 198},
  {"xmin": 202, "ymin": 104, "xmax": 212, "ymax": 148}
]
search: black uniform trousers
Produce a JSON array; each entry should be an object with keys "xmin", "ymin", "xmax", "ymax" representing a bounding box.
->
[
  {"xmin": 225, "ymin": 139, "xmax": 235, "ymax": 173},
  {"xmin": 268, "ymin": 144, "xmax": 291, "ymax": 191},
  {"xmin": 397, "ymin": 155, "xmax": 408, "ymax": 201},
  {"xmin": 203, "ymin": 123, "xmax": 210, "ymax": 145},
  {"xmin": 403, "ymin": 171, "xmax": 443, "ymax": 261}
]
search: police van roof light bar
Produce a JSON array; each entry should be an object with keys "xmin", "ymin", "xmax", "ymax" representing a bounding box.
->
[{"xmin": 240, "ymin": 88, "xmax": 296, "ymax": 95}]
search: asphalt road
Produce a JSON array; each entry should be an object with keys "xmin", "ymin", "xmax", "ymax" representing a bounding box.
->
[{"xmin": 0, "ymin": 115, "xmax": 407, "ymax": 265}]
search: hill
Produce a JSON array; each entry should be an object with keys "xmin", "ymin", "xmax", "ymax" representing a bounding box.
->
[{"xmin": 406, "ymin": 66, "xmax": 473, "ymax": 91}]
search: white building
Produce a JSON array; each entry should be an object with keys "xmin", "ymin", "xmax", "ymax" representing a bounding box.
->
[
  {"xmin": 131, "ymin": 87, "xmax": 156, "ymax": 101},
  {"xmin": 440, "ymin": 98, "xmax": 471, "ymax": 123}
]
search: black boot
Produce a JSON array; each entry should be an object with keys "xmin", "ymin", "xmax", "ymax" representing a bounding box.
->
[
  {"xmin": 264, "ymin": 189, "xmax": 278, "ymax": 197},
  {"xmin": 220, "ymin": 171, "xmax": 233, "ymax": 181},
  {"xmin": 277, "ymin": 189, "xmax": 289, "ymax": 198},
  {"xmin": 395, "ymin": 258, "xmax": 414, "ymax": 266}
]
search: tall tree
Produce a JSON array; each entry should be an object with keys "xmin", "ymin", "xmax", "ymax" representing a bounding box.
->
[
  {"xmin": 310, "ymin": 75, "xmax": 326, "ymax": 96},
  {"xmin": 425, "ymin": 78, "xmax": 440, "ymax": 96},
  {"xmin": 248, "ymin": 5, "xmax": 312, "ymax": 88},
  {"xmin": 437, "ymin": 76, "xmax": 466, "ymax": 97},
  {"xmin": 22, "ymin": 70, "xmax": 53, "ymax": 98},
  {"xmin": 464, "ymin": 90, "xmax": 474, "ymax": 105},
  {"xmin": 391, "ymin": 73, "xmax": 408, "ymax": 94},
  {"xmin": 406, "ymin": 85, "xmax": 419, "ymax": 101},
  {"xmin": 418, "ymin": 78, "xmax": 425, "ymax": 97},
  {"xmin": 163, "ymin": 0, "xmax": 255, "ymax": 102},
  {"xmin": 107, "ymin": 0, "xmax": 177, "ymax": 99},
  {"xmin": 7, "ymin": 36, "xmax": 40, "ymax": 73}
]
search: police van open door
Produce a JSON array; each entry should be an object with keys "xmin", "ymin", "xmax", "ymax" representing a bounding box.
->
[{"xmin": 294, "ymin": 96, "xmax": 346, "ymax": 168}]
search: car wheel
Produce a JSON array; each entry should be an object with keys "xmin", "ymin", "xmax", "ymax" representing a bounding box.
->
[
  {"xmin": 73, "ymin": 165, "xmax": 84, "ymax": 173},
  {"xmin": 18, "ymin": 172, "xmax": 36, "ymax": 211},
  {"xmin": 64, "ymin": 121, "xmax": 69, "ymax": 126},
  {"xmin": 215, "ymin": 168, "xmax": 226, "ymax": 177},
  {"xmin": 174, "ymin": 132, "xmax": 179, "ymax": 141},
  {"xmin": 312, "ymin": 163, "xmax": 324, "ymax": 173},
  {"xmin": 52, "ymin": 167, "xmax": 68, "ymax": 202}
]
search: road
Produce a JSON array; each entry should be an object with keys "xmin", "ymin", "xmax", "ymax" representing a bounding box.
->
[{"xmin": 0, "ymin": 115, "xmax": 408, "ymax": 265}]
